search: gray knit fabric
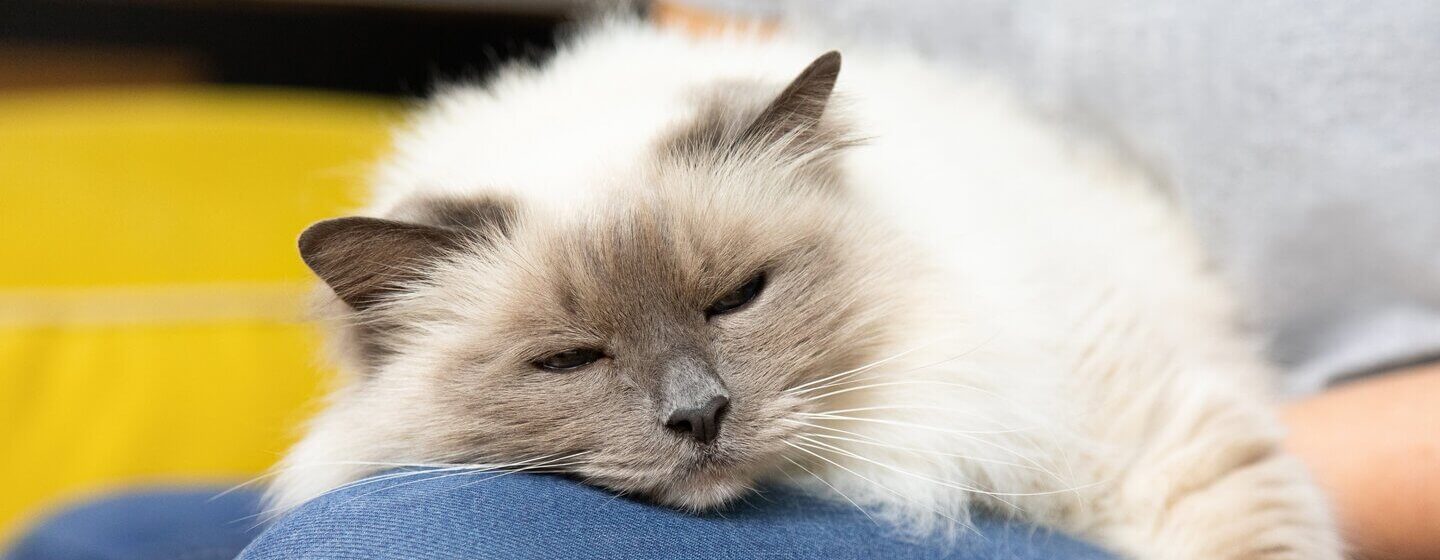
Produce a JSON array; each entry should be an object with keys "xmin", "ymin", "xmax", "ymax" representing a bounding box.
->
[{"xmin": 686, "ymin": 0, "xmax": 1440, "ymax": 395}]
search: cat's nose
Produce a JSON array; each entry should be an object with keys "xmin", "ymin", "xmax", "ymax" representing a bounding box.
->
[{"xmin": 664, "ymin": 395, "xmax": 729, "ymax": 444}]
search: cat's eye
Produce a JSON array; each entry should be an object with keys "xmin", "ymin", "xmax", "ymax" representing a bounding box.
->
[
  {"xmin": 535, "ymin": 348, "xmax": 604, "ymax": 371},
  {"xmin": 705, "ymin": 272, "xmax": 767, "ymax": 318}
]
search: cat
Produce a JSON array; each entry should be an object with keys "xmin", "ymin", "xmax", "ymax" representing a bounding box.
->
[{"xmin": 271, "ymin": 18, "xmax": 1341, "ymax": 559}]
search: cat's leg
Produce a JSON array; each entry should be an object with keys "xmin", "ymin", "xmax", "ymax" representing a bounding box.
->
[{"xmin": 1097, "ymin": 382, "xmax": 1343, "ymax": 560}]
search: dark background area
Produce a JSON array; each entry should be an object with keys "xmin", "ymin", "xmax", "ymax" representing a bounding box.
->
[{"xmin": 0, "ymin": 0, "xmax": 638, "ymax": 95}]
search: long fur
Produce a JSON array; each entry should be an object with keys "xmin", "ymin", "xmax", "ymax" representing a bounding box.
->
[{"xmin": 272, "ymin": 19, "xmax": 1341, "ymax": 559}]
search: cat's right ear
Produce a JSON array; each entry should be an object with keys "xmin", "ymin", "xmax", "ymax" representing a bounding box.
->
[
  {"xmin": 741, "ymin": 50, "xmax": 842, "ymax": 149},
  {"xmin": 298, "ymin": 217, "xmax": 464, "ymax": 310}
]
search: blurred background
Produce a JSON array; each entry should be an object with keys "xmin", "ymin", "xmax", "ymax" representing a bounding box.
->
[{"xmin": 0, "ymin": 0, "xmax": 629, "ymax": 545}]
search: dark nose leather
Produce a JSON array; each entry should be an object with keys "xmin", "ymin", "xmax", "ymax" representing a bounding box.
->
[{"xmin": 664, "ymin": 395, "xmax": 729, "ymax": 444}]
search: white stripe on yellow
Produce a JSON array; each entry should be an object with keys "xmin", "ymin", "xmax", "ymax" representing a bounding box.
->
[{"xmin": 0, "ymin": 282, "xmax": 314, "ymax": 327}]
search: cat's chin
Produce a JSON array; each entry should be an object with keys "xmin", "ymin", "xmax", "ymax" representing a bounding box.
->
[
  {"xmin": 642, "ymin": 468, "xmax": 756, "ymax": 512},
  {"xmin": 585, "ymin": 456, "xmax": 759, "ymax": 512}
]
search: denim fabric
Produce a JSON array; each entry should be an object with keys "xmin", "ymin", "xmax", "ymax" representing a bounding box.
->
[
  {"xmin": 4, "ymin": 486, "xmax": 265, "ymax": 560},
  {"xmin": 7, "ymin": 472, "xmax": 1115, "ymax": 560},
  {"xmin": 240, "ymin": 471, "xmax": 1112, "ymax": 559}
]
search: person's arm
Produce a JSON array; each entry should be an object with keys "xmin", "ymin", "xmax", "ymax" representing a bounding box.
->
[{"xmin": 1283, "ymin": 364, "xmax": 1440, "ymax": 560}]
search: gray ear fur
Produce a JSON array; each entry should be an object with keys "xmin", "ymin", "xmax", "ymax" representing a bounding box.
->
[
  {"xmin": 662, "ymin": 51, "xmax": 850, "ymax": 164},
  {"xmin": 301, "ymin": 196, "xmax": 515, "ymax": 310},
  {"xmin": 742, "ymin": 51, "xmax": 842, "ymax": 147},
  {"xmin": 298, "ymin": 217, "xmax": 463, "ymax": 310}
]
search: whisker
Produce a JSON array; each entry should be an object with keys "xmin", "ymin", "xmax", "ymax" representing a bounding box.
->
[
  {"xmin": 287, "ymin": 464, "xmax": 492, "ymax": 504},
  {"xmin": 776, "ymin": 462, "xmax": 806, "ymax": 487},
  {"xmin": 787, "ymin": 423, "xmax": 1068, "ymax": 480},
  {"xmin": 784, "ymin": 441, "xmax": 977, "ymax": 533},
  {"xmin": 243, "ymin": 451, "xmax": 585, "ymax": 525},
  {"xmin": 212, "ymin": 473, "xmax": 284, "ymax": 502},
  {"xmin": 803, "ymin": 379, "xmax": 1004, "ymax": 403},
  {"xmin": 799, "ymin": 372, "xmax": 1090, "ymax": 496},
  {"xmin": 212, "ymin": 459, "xmax": 535, "ymax": 502},
  {"xmin": 340, "ymin": 452, "xmax": 592, "ymax": 507},
  {"xmin": 795, "ymin": 437, "xmax": 1097, "ymax": 499},
  {"xmin": 799, "ymin": 405, "xmax": 1026, "ymax": 430},
  {"xmin": 303, "ymin": 451, "xmax": 564, "ymax": 495},
  {"xmin": 748, "ymin": 486, "xmax": 775, "ymax": 505},
  {"xmin": 785, "ymin": 338, "xmax": 948, "ymax": 395},
  {"xmin": 240, "ymin": 468, "xmax": 479, "ymax": 527},
  {"xmin": 407, "ymin": 457, "xmax": 590, "ymax": 497},
  {"xmin": 791, "ymin": 414, "xmax": 1056, "ymax": 472},
  {"xmin": 791, "ymin": 333, "xmax": 997, "ymax": 398},
  {"xmin": 790, "ymin": 418, "xmax": 1094, "ymax": 510},
  {"xmin": 799, "ymin": 413, "xmax": 1030, "ymax": 435},
  {"xmin": 793, "ymin": 437, "xmax": 1019, "ymax": 511},
  {"xmin": 734, "ymin": 488, "xmax": 763, "ymax": 511},
  {"xmin": 781, "ymin": 456, "xmax": 878, "ymax": 526}
]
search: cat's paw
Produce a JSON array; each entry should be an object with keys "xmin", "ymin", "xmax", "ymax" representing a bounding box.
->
[{"xmin": 1148, "ymin": 454, "xmax": 1342, "ymax": 560}]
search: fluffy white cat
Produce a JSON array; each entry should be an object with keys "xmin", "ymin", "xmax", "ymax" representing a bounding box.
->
[{"xmin": 275, "ymin": 19, "xmax": 1340, "ymax": 559}]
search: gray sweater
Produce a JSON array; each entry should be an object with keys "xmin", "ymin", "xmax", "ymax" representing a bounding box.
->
[{"xmin": 690, "ymin": 0, "xmax": 1440, "ymax": 395}]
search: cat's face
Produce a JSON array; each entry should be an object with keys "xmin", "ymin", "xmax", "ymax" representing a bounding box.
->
[
  {"xmin": 297, "ymin": 52, "xmax": 903, "ymax": 509},
  {"xmin": 428, "ymin": 190, "xmax": 893, "ymax": 508}
]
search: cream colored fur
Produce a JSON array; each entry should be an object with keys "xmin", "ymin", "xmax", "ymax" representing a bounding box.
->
[{"xmin": 274, "ymin": 20, "xmax": 1341, "ymax": 559}]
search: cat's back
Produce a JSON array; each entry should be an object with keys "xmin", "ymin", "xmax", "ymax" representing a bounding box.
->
[
  {"xmin": 366, "ymin": 21, "xmax": 846, "ymax": 214},
  {"xmin": 367, "ymin": 19, "xmax": 1177, "ymax": 273}
]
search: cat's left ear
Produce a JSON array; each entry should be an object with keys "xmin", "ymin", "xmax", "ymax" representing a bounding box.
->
[
  {"xmin": 298, "ymin": 196, "xmax": 514, "ymax": 310},
  {"xmin": 742, "ymin": 51, "xmax": 842, "ymax": 148},
  {"xmin": 297, "ymin": 217, "xmax": 465, "ymax": 310}
]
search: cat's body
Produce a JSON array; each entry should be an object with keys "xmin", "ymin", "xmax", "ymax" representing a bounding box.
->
[{"xmin": 275, "ymin": 21, "xmax": 1340, "ymax": 559}]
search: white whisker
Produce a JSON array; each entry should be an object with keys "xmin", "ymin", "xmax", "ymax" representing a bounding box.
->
[
  {"xmin": 795, "ymin": 436, "xmax": 1097, "ymax": 499},
  {"xmin": 803, "ymin": 379, "xmax": 1003, "ymax": 403},
  {"xmin": 785, "ymin": 338, "xmax": 949, "ymax": 395},
  {"xmin": 799, "ymin": 405, "xmax": 1026, "ymax": 429},
  {"xmin": 242, "ymin": 468, "xmax": 479, "ymax": 526},
  {"xmin": 781, "ymin": 456, "xmax": 878, "ymax": 526},
  {"xmin": 799, "ymin": 412, "xmax": 1030, "ymax": 435},
  {"xmin": 793, "ymin": 437, "xmax": 1018, "ymax": 510},
  {"xmin": 792, "ymin": 333, "xmax": 997, "ymax": 398},
  {"xmin": 340, "ymin": 452, "xmax": 591, "ymax": 507},
  {"xmin": 784, "ymin": 441, "xmax": 976, "ymax": 533},
  {"xmin": 788, "ymin": 419, "xmax": 1078, "ymax": 495},
  {"xmin": 787, "ymin": 423, "xmax": 1067, "ymax": 479},
  {"xmin": 245, "ymin": 451, "xmax": 587, "ymax": 525},
  {"xmin": 214, "ymin": 458, "xmax": 544, "ymax": 501},
  {"xmin": 792, "ymin": 413, "xmax": 1057, "ymax": 472}
]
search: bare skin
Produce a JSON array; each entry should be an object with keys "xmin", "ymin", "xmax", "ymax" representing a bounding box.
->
[{"xmin": 1283, "ymin": 363, "xmax": 1440, "ymax": 560}]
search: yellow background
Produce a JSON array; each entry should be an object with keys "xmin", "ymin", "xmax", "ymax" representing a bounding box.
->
[{"xmin": 0, "ymin": 88, "xmax": 398, "ymax": 544}]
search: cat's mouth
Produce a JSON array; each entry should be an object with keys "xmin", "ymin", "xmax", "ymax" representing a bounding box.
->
[
  {"xmin": 576, "ymin": 399, "xmax": 808, "ymax": 510},
  {"xmin": 653, "ymin": 461, "xmax": 758, "ymax": 510},
  {"xmin": 577, "ymin": 440, "xmax": 768, "ymax": 511},
  {"xmin": 649, "ymin": 430, "xmax": 800, "ymax": 510},
  {"xmin": 685, "ymin": 444, "xmax": 740, "ymax": 467}
]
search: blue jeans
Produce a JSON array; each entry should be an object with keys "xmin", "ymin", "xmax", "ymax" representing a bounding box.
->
[{"xmin": 7, "ymin": 472, "xmax": 1114, "ymax": 559}]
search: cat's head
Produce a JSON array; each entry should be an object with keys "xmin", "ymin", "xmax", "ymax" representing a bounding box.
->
[{"xmin": 297, "ymin": 52, "xmax": 908, "ymax": 509}]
